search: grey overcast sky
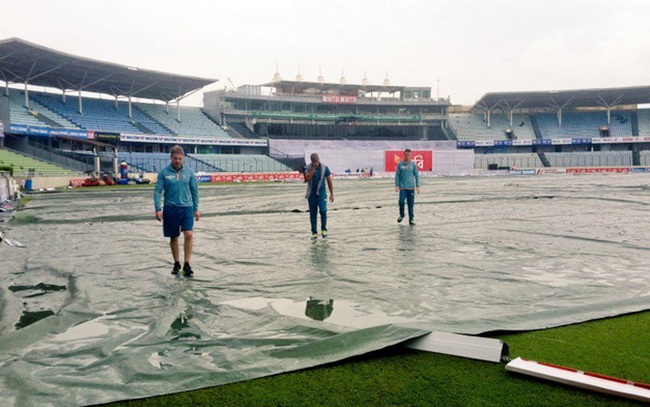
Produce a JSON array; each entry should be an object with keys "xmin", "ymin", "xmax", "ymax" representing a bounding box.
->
[{"xmin": 2, "ymin": 0, "xmax": 650, "ymax": 106}]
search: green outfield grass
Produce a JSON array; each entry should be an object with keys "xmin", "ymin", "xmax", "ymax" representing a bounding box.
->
[{"xmin": 106, "ymin": 311, "xmax": 649, "ymax": 407}]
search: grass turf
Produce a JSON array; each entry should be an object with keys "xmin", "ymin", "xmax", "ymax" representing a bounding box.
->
[{"xmin": 104, "ymin": 310, "xmax": 649, "ymax": 407}]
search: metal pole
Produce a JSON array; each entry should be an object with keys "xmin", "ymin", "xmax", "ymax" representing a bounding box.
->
[
  {"xmin": 487, "ymin": 110, "xmax": 491, "ymax": 128},
  {"xmin": 557, "ymin": 108, "xmax": 562, "ymax": 128},
  {"xmin": 115, "ymin": 96, "xmax": 118, "ymax": 109},
  {"xmin": 24, "ymin": 83, "xmax": 29, "ymax": 108},
  {"xmin": 177, "ymin": 99, "xmax": 181, "ymax": 122},
  {"xmin": 607, "ymin": 107, "xmax": 611, "ymax": 125},
  {"xmin": 78, "ymin": 90, "xmax": 83, "ymax": 114},
  {"xmin": 128, "ymin": 95, "xmax": 132, "ymax": 119}
]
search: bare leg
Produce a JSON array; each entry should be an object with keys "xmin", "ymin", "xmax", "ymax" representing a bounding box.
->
[
  {"xmin": 183, "ymin": 230, "xmax": 193, "ymax": 263},
  {"xmin": 170, "ymin": 237, "xmax": 180, "ymax": 263}
]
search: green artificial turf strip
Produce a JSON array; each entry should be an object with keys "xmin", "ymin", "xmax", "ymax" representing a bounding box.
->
[{"xmin": 105, "ymin": 311, "xmax": 649, "ymax": 407}]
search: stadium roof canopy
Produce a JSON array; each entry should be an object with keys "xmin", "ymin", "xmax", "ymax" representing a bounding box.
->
[
  {"xmin": 474, "ymin": 85, "xmax": 650, "ymax": 112},
  {"xmin": 262, "ymin": 79, "xmax": 406, "ymax": 95},
  {"xmin": 0, "ymin": 37, "xmax": 217, "ymax": 102}
]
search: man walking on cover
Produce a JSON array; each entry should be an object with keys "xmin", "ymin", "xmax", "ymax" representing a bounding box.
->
[
  {"xmin": 154, "ymin": 145, "xmax": 200, "ymax": 276},
  {"xmin": 304, "ymin": 153, "xmax": 334, "ymax": 240},
  {"xmin": 395, "ymin": 148, "xmax": 420, "ymax": 226}
]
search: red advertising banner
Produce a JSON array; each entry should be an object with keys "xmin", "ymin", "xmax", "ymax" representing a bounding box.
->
[
  {"xmin": 322, "ymin": 95, "xmax": 358, "ymax": 104},
  {"xmin": 385, "ymin": 150, "xmax": 433, "ymax": 172},
  {"xmin": 565, "ymin": 167, "xmax": 629, "ymax": 174}
]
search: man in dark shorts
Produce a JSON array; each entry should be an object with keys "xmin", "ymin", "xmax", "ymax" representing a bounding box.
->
[{"xmin": 154, "ymin": 145, "xmax": 200, "ymax": 276}]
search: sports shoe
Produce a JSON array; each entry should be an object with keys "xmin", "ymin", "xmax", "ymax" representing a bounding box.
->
[
  {"xmin": 409, "ymin": 219, "xmax": 416, "ymax": 226},
  {"xmin": 311, "ymin": 233, "xmax": 318, "ymax": 241},
  {"xmin": 397, "ymin": 216, "xmax": 404, "ymax": 223},
  {"xmin": 171, "ymin": 262, "xmax": 181, "ymax": 275},
  {"xmin": 182, "ymin": 263, "xmax": 194, "ymax": 277},
  {"xmin": 321, "ymin": 229, "xmax": 328, "ymax": 239}
]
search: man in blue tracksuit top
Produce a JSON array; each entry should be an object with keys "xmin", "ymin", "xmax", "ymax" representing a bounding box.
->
[
  {"xmin": 154, "ymin": 145, "xmax": 200, "ymax": 276},
  {"xmin": 304, "ymin": 153, "xmax": 334, "ymax": 240},
  {"xmin": 395, "ymin": 148, "xmax": 420, "ymax": 226}
]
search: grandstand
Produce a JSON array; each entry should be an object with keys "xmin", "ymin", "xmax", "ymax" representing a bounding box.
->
[
  {"xmin": 535, "ymin": 111, "xmax": 632, "ymax": 139},
  {"xmin": 204, "ymin": 78, "xmax": 451, "ymax": 141},
  {"xmin": 136, "ymin": 103, "xmax": 230, "ymax": 138},
  {"xmin": 0, "ymin": 147, "xmax": 79, "ymax": 176},
  {"xmin": 449, "ymin": 113, "xmax": 536, "ymax": 140}
]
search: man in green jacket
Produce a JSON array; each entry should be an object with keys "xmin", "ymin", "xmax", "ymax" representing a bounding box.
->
[
  {"xmin": 154, "ymin": 145, "xmax": 200, "ymax": 276},
  {"xmin": 394, "ymin": 149, "xmax": 420, "ymax": 226}
]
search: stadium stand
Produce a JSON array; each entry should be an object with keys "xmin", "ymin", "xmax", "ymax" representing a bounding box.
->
[
  {"xmin": 0, "ymin": 147, "xmax": 79, "ymax": 176},
  {"xmin": 545, "ymin": 151, "xmax": 633, "ymax": 167},
  {"xmin": 189, "ymin": 154, "xmax": 292, "ymax": 172},
  {"xmin": 118, "ymin": 152, "xmax": 220, "ymax": 173},
  {"xmin": 7, "ymin": 93, "xmax": 43, "ymax": 127},
  {"xmin": 535, "ymin": 111, "xmax": 632, "ymax": 139},
  {"xmin": 30, "ymin": 93, "xmax": 144, "ymax": 134},
  {"xmin": 474, "ymin": 153, "xmax": 544, "ymax": 169},
  {"xmin": 449, "ymin": 113, "xmax": 536, "ymax": 140},
  {"xmin": 136, "ymin": 104, "xmax": 230, "ymax": 138}
]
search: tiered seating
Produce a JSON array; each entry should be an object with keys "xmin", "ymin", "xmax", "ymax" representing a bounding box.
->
[
  {"xmin": 190, "ymin": 154, "xmax": 292, "ymax": 172},
  {"xmin": 136, "ymin": 104, "xmax": 230, "ymax": 138},
  {"xmin": 545, "ymin": 151, "xmax": 632, "ymax": 167},
  {"xmin": 449, "ymin": 113, "xmax": 535, "ymax": 140},
  {"xmin": 474, "ymin": 153, "xmax": 543, "ymax": 169},
  {"xmin": 0, "ymin": 148, "xmax": 77, "ymax": 176},
  {"xmin": 28, "ymin": 95, "xmax": 80, "ymax": 128},
  {"xmin": 31, "ymin": 93, "xmax": 141, "ymax": 133},
  {"xmin": 536, "ymin": 111, "xmax": 632, "ymax": 139},
  {"xmin": 118, "ymin": 152, "xmax": 219, "ymax": 173},
  {"xmin": 6, "ymin": 93, "xmax": 43, "ymax": 127}
]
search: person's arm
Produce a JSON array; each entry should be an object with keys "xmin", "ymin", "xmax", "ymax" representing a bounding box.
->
[
  {"xmin": 190, "ymin": 174, "xmax": 200, "ymax": 220},
  {"xmin": 326, "ymin": 175, "xmax": 334, "ymax": 203},
  {"xmin": 304, "ymin": 163, "xmax": 318, "ymax": 181},
  {"xmin": 154, "ymin": 170, "xmax": 165, "ymax": 221},
  {"xmin": 414, "ymin": 164, "xmax": 420, "ymax": 193}
]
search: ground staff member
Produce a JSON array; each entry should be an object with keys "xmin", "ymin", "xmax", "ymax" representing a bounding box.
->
[
  {"xmin": 154, "ymin": 145, "xmax": 200, "ymax": 276},
  {"xmin": 395, "ymin": 148, "xmax": 420, "ymax": 226},
  {"xmin": 304, "ymin": 153, "xmax": 334, "ymax": 240}
]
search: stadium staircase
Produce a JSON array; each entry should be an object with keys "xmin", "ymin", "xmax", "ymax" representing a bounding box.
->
[
  {"xmin": 441, "ymin": 125, "xmax": 457, "ymax": 140},
  {"xmin": 28, "ymin": 111, "xmax": 63, "ymax": 127},
  {"xmin": 529, "ymin": 115, "xmax": 543, "ymax": 139},
  {"xmin": 269, "ymin": 147, "xmax": 306, "ymax": 171},
  {"xmin": 631, "ymin": 111, "xmax": 639, "ymax": 136},
  {"xmin": 537, "ymin": 152, "xmax": 551, "ymax": 167},
  {"xmin": 227, "ymin": 122, "xmax": 259, "ymax": 139},
  {"xmin": 130, "ymin": 120, "xmax": 155, "ymax": 134},
  {"xmin": 132, "ymin": 106, "xmax": 174, "ymax": 135}
]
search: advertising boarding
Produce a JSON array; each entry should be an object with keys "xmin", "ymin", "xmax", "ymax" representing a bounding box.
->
[{"xmin": 384, "ymin": 150, "xmax": 433, "ymax": 172}]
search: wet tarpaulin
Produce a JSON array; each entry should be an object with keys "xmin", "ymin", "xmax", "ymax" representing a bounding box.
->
[{"xmin": 1, "ymin": 174, "xmax": 649, "ymax": 406}]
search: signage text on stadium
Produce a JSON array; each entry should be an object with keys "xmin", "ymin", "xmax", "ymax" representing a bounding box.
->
[{"xmin": 322, "ymin": 95, "xmax": 358, "ymax": 104}]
